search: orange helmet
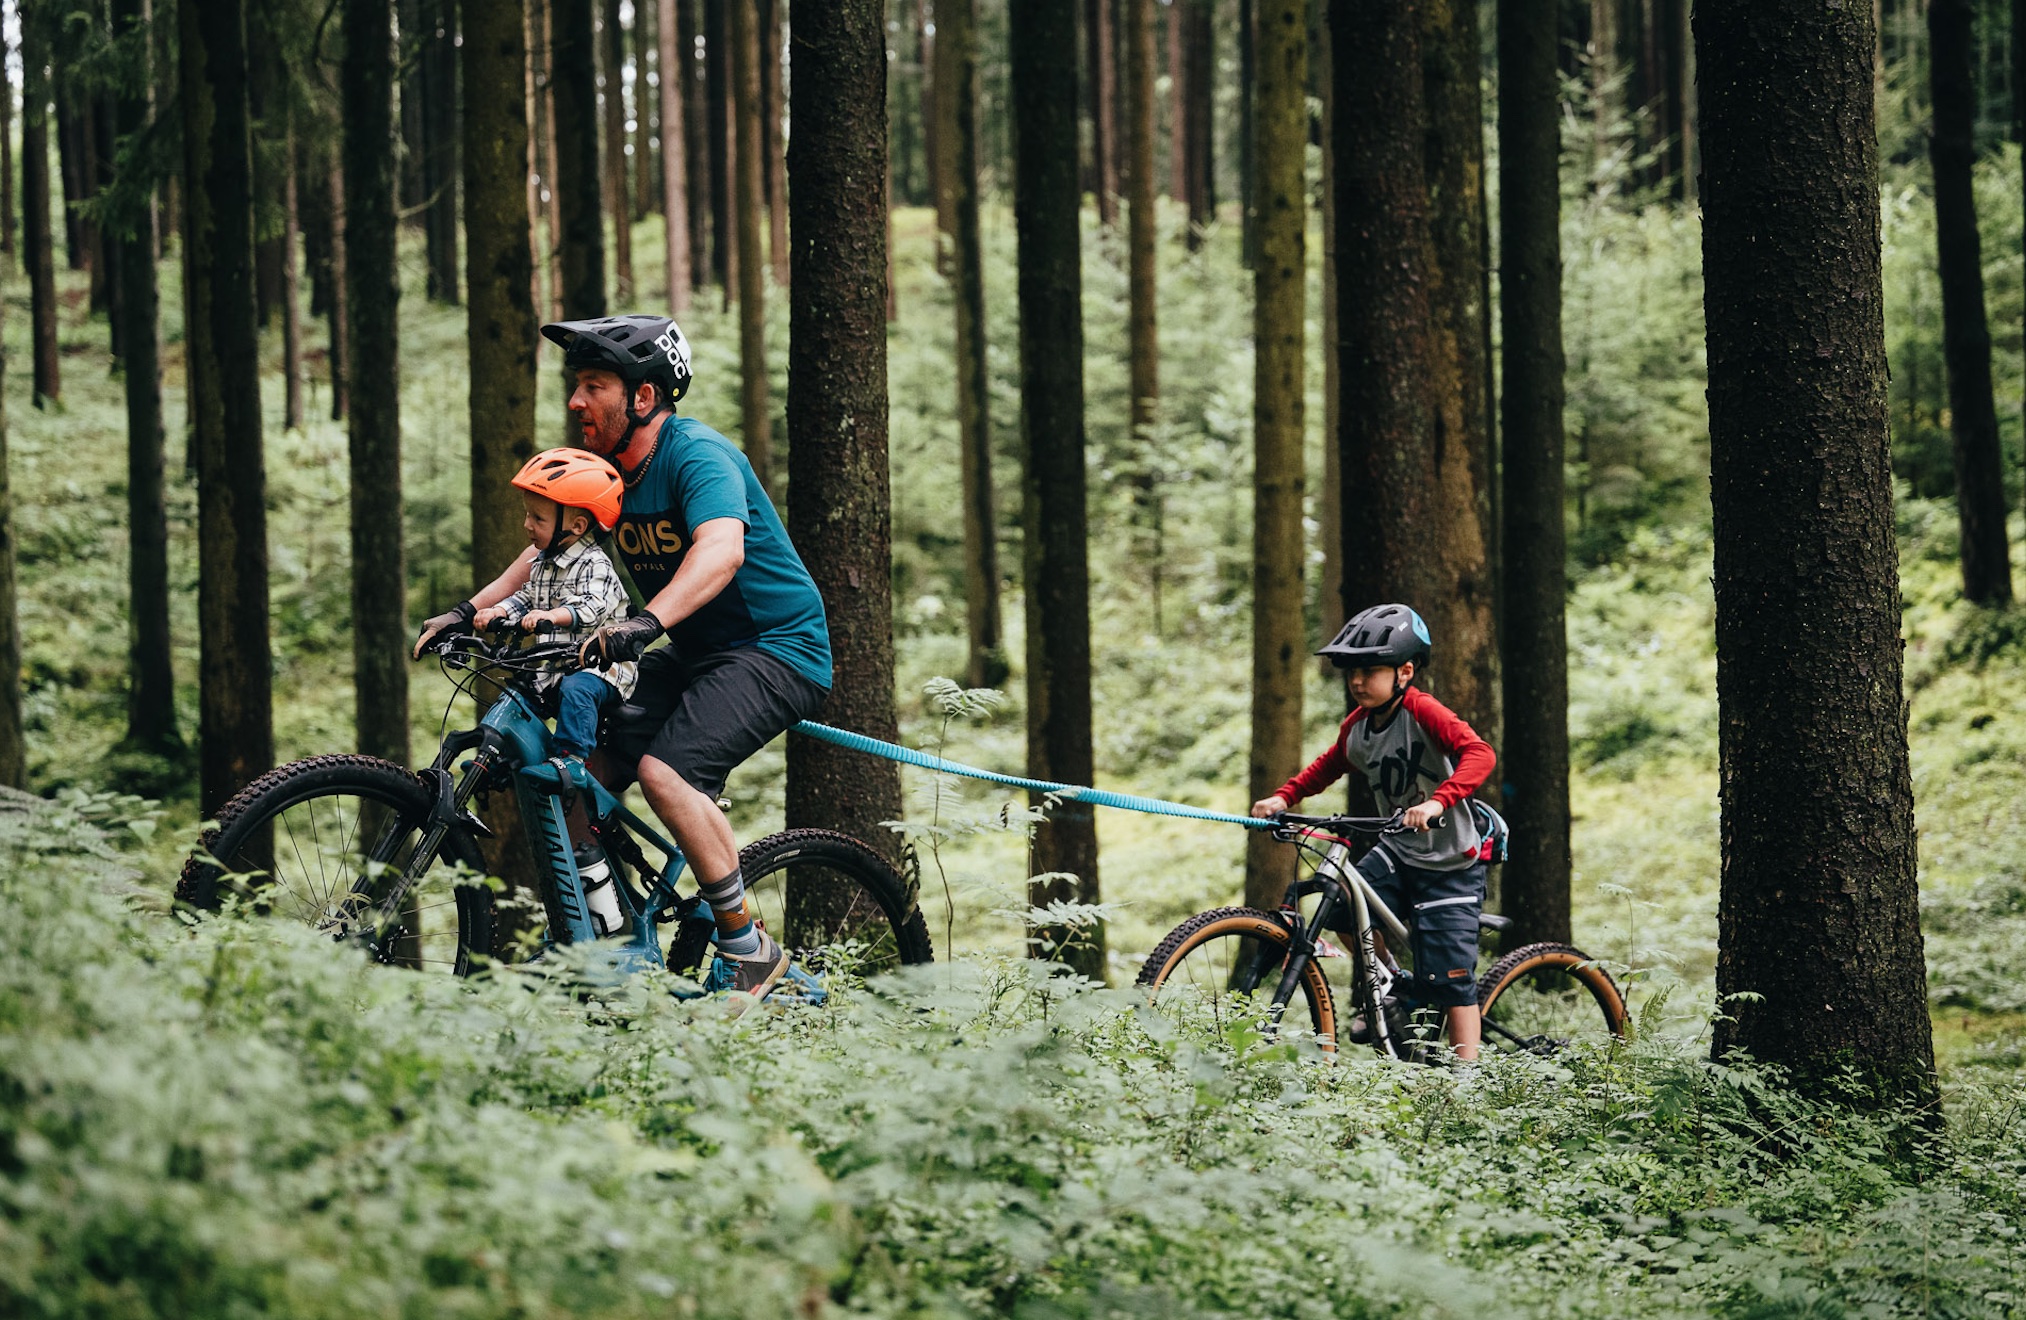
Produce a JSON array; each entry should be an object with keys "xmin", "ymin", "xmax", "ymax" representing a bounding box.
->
[{"xmin": 512, "ymin": 449, "xmax": 624, "ymax": 530}]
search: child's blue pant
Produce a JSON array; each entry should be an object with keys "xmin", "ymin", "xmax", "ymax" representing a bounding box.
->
[{"xmin": 553, "ymin": 671, "xmax": 620, "ymax": 759}]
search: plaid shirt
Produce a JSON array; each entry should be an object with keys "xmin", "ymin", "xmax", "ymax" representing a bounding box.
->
[{"xmin": 497, "ymin": 538, "xmax": 639, "ymax": 698}]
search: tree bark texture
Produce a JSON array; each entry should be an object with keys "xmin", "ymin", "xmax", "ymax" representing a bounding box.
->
[
  {"xmin": 659, "ymin": 0, "xmax": 692, "ymax": 310},
  {"xmin": 328, "ymin": 162, "xmax": 350, "ymax": 421},
  {"xmin": 345, "ymin": 0, "xmax": 411, "ymax": 768},
  {"xmin": 1125, "ymin": 0, "xmax": 1158, "ymax": 444},
  {"xmin": 113, "ymin": 0, "xmax": 179, "ymax": 758},
  {"xmin": 1012, "ymin": 0, "xmax": 1104, "ymax": 981},
  {"xmin": 706, "ymin": 0, "xmax": 731, "ymax": 294},
  {"xmin": 1086, "ymin": 0, "xmax": 1119, "ymax": 226},
  {"xmin": 681, "ymin": 0, "xmax": 709, "ymax": 291},
  {"xmin": 784, "ymin": 0, "xmax": 905, "ymax": 871},
  {"xmin": 1698, "ymin": 0, "xmax": 1936, "ymax": 1107},
  {"xmin": 730, "ymin": 0, "xmax": 769, "ymax": 486},
  {"xmin": 1316, "ymin": 0, "xmax": 1340, "ymax": 661},
  {"xmin": 182, "ymin": 0, "xmax": 275, "ymax": 815},
  {"xmin": 423, "ymin": 0, "xmax": 461, "ymax": 304},
  {"xmin": 1183, "ymin": 0, "xmax": 1213, "ymax": 245},
  {"xmin": 635, "ymin": 0, "xmax": 655, "ymax": 217},
  {"xmin": 1238, "ymin": 0, "xmax": 1256, "ymax": 265},
  {"xmin": 22, "ymin": 15, "xmax": 59, "ymax": 408},
  {"xmin": 1421, "ymin": 0, "xmax": 1499, "ymax": 742},
  {"xmin": 1245, "ymin": 0, "xmax": 1306, "ymax": 912},
  {"xmin": 762, "ymin": 0, "xmax": 789, "ymax": 287},
  {"xmin": 1330, "ymin": 0, "xmax": 1494, "ymax": 732},
  {"xmin": 1927, "ymin": 0, "xmax": 2014, "ymax": 606},
  {"xmin": 1166, "ymin": 0, "xmax": 1186, "ymax": 202},
  {"xmin": 554, "ymin": 0, "xmax": 608, "ymax": 319},
  {"xmin": 54, "ymin": 83, "xmax": 82, "ymax": 271},
  {"xmin": 282, "ymin": 117, "xmax": 305, "ymax": 431},
  {"xmin": 1, "ymin": 19, "xmax": 14, "ymax": 264},
  {"xmin": 1496, "ymin": 0, "xmax": 1571, "ymax": 948},
  {"xmin": 601, "ymin": 0, "xmax": 634, "ymax": 302},
  {"xmin": 939, "ymin": 0, "xmax": 1003, "ymax": 690},
  {"xmin": 0, "ymin": 279, "xmax": 22, "ymax": 786}
]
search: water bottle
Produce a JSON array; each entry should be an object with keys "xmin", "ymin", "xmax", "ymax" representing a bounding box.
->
[{"xmin": 574, "ymin": 839, "xmax": 625, "ymax": 937}]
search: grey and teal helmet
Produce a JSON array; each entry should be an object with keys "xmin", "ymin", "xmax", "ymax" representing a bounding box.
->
[
  {"xmin": 1318, "ymin": 603, "xmax": 1431, "ymax": 670},
  {"xmin": 541, "ymin": 313, "xmax": 693, "ymax": 408}
]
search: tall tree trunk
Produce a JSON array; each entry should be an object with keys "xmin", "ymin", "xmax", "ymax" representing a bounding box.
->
[
  {"xmin": 1, "ymin": 18, "xmax": 14, "ymax": 266},
  {"xmin": 758, "ymin": 0, "xmax": 788, "ymax": 287},
  {"xmin": 400, "ymin": 0, "xmax": 428, "ymax": 210},
  {"xmin": 1245, "ymin": 0, "xmax": 1305, "ymax": 913},
  {"xmin": 182, "ymin": 0, "xmax": 275, "ymax": 815},
  {"xmin": 2018, "ymin": 0, "xmax": 2025, "ymax": 524},
  {"xmin": 1497, "ymin": 0, "xmax": 1571, "ymax": 948},
  {"xmin": 1238, "ymin": 0, "xmax": 1256, "ymax": 265},
  {"xmin": 1929, "ymin": 0, "xmax": 2014, "ymax": 605},
  {"xmin": 328, "ymin": 162, "xmax": 350, "ymax": 421},
  {"xmin": 1315, "ymin": 0, "xmax": 1340, "ymax": 664},
  {"xmin": 682, "ymin": 0, "xmax": 709, "ymax": 291},
  {"xmin": 1125, "ymin": 0, "xmax": 1158, "ymax": 446},
  {"xmin": 423, "ymin": 0, "xmax": 461, "ymax": 303},
  {"xmin": 705, "ymin": 0, "xmax": 731, "ymax": 295},
  {"xmin": 941, "ymin": 0, "xmax": 1002, "ymax": 690},
  {"xmin": 1183, "ymin": 0, "xmax": 1212, "ymax": 247},
  {"xmin": 1012, "ymin": 0, "xmax": 1103, "ymax": 981},
  {"xmin": 0, "ymin": 295, "xmax": 20, "ymax": 787},
  {"xmin": 250, "ymin": 1, "xmax": 282, "ymax": 330},
  {"xmin": 555, "ymin": 0, "xmax": 608, "ymax": 324},
  {"xmin": 659, "ymin": 0, "xmax": 692, "ymax": 310},
  {"xmin": 634, "ymin": 0, "xmax": 655, "ymax": 218},
  {"xmin": 1329, "ymin": 1, "xmax": 1490, "ymax": 725},
  {"xmin": 1421, "ymin": 0, "xmax": 1499, "ymax": 740},
  {"xmin": 785, "ymin": 0, "xmax": 905, "ymax": 882},
  {"xmin": 55, "ymin": 84, "xmax": 82, "ymax": 270},
  {"xmin": 1087, "ymin": 0, "xmax": 1119, "ymax": 226},
  {"xmin": 113, "ymin": 0, "xmax": 179, "ymax": 760},
  {"xmin": 1699, "ymin": 0, "xmax": 1935, "ymax": 1108},
  {"xmin": 21, "ymin": 15, "xmax": 60, "ymax": 408},
  {"xmin": 1166, "ymin": 0, "xmax": 1186, "ymax": 202},
  {"xmin": 601, "ymin": 0, "xmax": 634, "ymax": 301},
  {"xmin": 282, "ymin": 115, "xmax": 305, "ymax": 431},
  {"xmin": 729, "ymin": 0, "xmax": 769, "ymax": 485},
  {"xmin": 464, "ymin": 0, "xmax": 546, "ymax": 927},
  {"xmin": 345, "ymin": 0, "xmax": 410, "ymax": 768}
]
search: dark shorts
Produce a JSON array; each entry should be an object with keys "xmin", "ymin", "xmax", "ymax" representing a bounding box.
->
[
  {"xmin": 601, "ymin": 646, "xmax": 829, "ymax": 798},
  {"xmin": 1352, "ymin": 846, "xmax": 1487, "ymax": 1008}
]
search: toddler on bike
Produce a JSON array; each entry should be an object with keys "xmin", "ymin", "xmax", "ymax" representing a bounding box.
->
[
  {"xmin": 1251, "ymin": 604, "xmax": 1497, "ymax": 1061},
  {"xmin": 468, "ymin": 450, "xmax": 639, "ymax": 775}
]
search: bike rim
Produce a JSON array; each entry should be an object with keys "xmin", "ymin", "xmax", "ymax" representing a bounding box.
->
[
  {"xmin": 741, "ymin": 859, "xmax": 911, "ymax": 977},
  {"xmin": 1480, "ymin": 959, "xmax": 1625, "ymax": 1057},
  {"xmin": 1147, "ymin": 924, "xmax": 1332, "ymax": 1043}
]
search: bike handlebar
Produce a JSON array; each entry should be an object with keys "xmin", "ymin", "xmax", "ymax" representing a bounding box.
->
[{"xmin": 1271, "ymin": 810, "xmax": 1411, "ymax": 839}]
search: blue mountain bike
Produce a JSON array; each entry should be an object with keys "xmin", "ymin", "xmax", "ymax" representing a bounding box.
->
[{"xmin": 177, "ymin": 633, "xmax": 933, "ymax": 984}]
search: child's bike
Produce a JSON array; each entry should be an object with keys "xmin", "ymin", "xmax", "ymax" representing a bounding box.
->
[
  {"xmin": 176, "ymin": 633, "xmax": 933, "ymax": 987},
  {"xmin": 1136, "ymin": 812, "xmax": 1627, "ymax": 1059}
]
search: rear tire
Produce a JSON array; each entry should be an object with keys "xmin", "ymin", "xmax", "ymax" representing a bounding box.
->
[
  {"xmin": 1135, "ymin": 907, "xmax": 1337, "ymax": 1046},
  {"xmin": 176, "ymin": 756, "xmax": 496, "ymax": 975},
  {"xmin": 1475, "ymin": 942, "xmax": 1628, "ymax": 1058}
]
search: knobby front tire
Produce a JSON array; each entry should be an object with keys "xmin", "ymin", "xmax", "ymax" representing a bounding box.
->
[
  {"xmin": 1135, "ymin": 907, "xmax": 1337, "ymax": 1047},
  {"xmin": 1475, "ymin": 941, "xmax": 1629, "ymax": 1058},
  {"xmin": 176, "ymin": 755, "xmax": 497, "ymax": 975}
]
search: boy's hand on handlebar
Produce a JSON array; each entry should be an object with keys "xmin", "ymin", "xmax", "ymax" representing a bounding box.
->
[
  {"xmin": 1400, "ymin": 800, "xmax": 1444, "ymax": 832},
  {"xmin": 1251, "ymin": 793, "xmax": 1289, "ymax": 819},
  {"xmin": 471, "ymin": 605, "xmax": 510, "ymax": 633},
  {"xmin": 412, "ymin": 601, "xmax": 476, "ymax": 658},
  {"xmin": 518, "ymin": 608, "xmax": 571, "ymax": 633},
  {"xmin": 580, "ymin": 613, "xmax": 665, "ymax": 669}
]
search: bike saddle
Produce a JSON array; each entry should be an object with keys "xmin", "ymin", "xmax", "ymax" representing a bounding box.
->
[{"xmin": 1477, "ymin": 912, "xmax": 1513, "ymax": 933}]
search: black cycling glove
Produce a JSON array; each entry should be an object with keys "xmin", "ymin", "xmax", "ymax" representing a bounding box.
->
[
  {"xmin": 413, "ymin": 600, "xmax": 477, "ymax": 658},
  {"xmin": 582, "ymin": 613, "xmax": 665, "ymax": 668}
]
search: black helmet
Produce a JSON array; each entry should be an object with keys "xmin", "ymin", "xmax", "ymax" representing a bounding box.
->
[
  {"xmin": 1317, "ymin": 603, "xmax": 1432, "ymax": 670},
  {"xmin": 541, "ymin": 313, "xmax": 693, "ymax": 407}
]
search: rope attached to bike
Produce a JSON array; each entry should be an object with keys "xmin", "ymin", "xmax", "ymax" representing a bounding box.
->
[{"xmin": 790, "ymin": 721, "xmax": 1276, "ymax": 831}]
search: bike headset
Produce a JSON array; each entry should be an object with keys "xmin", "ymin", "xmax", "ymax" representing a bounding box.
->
[
  {"xmin": 539, "ymin": 313, "xmax": 696, "ymax": 464},
  {"xmin": 1316, "ymin": 603, "xmax": 1432, "ymax": 718}
]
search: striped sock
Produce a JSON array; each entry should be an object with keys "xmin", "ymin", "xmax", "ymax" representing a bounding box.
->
[{"xmin": 700, "ymin": 868, "xmax": 763, "ymax": 958}]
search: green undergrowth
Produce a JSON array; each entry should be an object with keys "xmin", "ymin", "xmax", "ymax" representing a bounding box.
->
[{"xmin": 3, "ymin": 799, "xmax": 2025, "ymax": 1319}]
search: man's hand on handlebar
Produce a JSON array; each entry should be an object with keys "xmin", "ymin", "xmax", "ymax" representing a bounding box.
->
[
  {"xmin": 412, "ymin": 600, "xmax": 476, "ymax": 658},
  {"xmin": 579, "ymin": 613, "xmax": 665, "ymax": 669}
]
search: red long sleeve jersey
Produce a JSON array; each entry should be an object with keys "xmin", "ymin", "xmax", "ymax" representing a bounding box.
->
[{"xmin": 1274, "ymin": 688, "xmax": 1497, "ymax": 872}]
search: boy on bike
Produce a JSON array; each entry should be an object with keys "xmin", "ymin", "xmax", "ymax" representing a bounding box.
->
[
  {"xmin": 1250, "ymin": 604, "xmax": 1497, "ymax": 1061},
  {"xmin": 466, "ymin": 450, "xmax": 638, "ymax": 772}
]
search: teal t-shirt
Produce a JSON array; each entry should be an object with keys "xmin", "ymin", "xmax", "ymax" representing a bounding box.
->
[{"xmin": 609, "ymin": 416, "xmax": 832, "ymax": 689}]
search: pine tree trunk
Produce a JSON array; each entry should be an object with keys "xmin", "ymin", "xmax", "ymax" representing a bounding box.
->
[
  {"xmin": 328, "ymin": 162, "xmax": 350, "ymax": 421},
  {"xmin": 55, "ymin": 85, "xmax": 82, "ymax": 270},
  {"xmin": 554, "ymin": 0, "xmax": 608, "ymax": 325},
  {"xmin": 1166, "ymin": 0, "xmax": 1186, "ymax": 203},
  {"xmin": 282, "ymin": 114, "xmax": 305, "ymax": 431},
  {"xmin": 634, "ymin": 0, "xmax": 655, "ymax": 219},
  {"xmin": 941, "ymin": 0, "xmax": 1002, "ymax": 691},
  {"xmin": 1012, "ymin": 0, "xmax": 1103, "ymax": 981},
  {"xmin": 659, "ymin": 0, "xmax": 691, "ymax": 310},
  {"xmin": 681, "ymin": 0, "xmax": 709, "ymax": 291},
  {"xmin": 1245, "ymin": 0, "xmax": 1306, "ymax": 913},
  {"xmin": 705, "ymin": 0, "xmax": 731, "ymax": 296},
  {"xmin": 1125, "ymin": 0, "xmax": 1158, "ymax": 445},
  {"xmin": 1238, "ymin": 0, "xmax": 1256, "ymax": 265},
  {"xmin": 345, "ymin": 0, "xmax": 410, "ymax": 769},
  {"xmin": 601, "ymin": 0, "xmax": 633, "ymax": 302},
  {"xmin": 0, "ymin": 295, "xmax": 21, "ymax": 788},
  {"xmin": 1929, "ymin": 0, "xmax": 2014, "ymax": 606},
  {"xmin": 1699, "ymin": 0, "xmax": 1935, "ymax": 1108},
  {"xmin": 1087, "ymin": 0, "xmax": 1119, "ymax": 226},
  {"xmin": 250, "ymin": 1, "xmax": 282, "ymax": 329},
  {"xmin": 1183, "ymin": 0, "xmax": 1212, "ymax": 247},
  {"xmin": 182, "ymin": 0, "xmax": 275, "ymax": 815},
  {"xmin": 113, "ymin": 0, "xmax": 179, "ymax": 760},
  {"xmin": 85, "ymin": 94, "xmax": 111, "ymax": 315},
  {"xmin": 729, "ymin": 0, "xmax": 769, "ymax": 487},
  {"xmin": 1316, "ymin": 0, "xmax": 1341, "ymax": 664},
  {"xmin": 424, "ymin": 0, "xmax": 461, "ymax": 304},
  {"xmin": 1497, "ymin": 0, "xmax": 1571, "ymax": 949},
  {"xmin": 785, "ymin": 0, "xmax": 905, "ymax": 887},
  {"xmin": 400, "ymin": 0, "xmax": 428, "ymax": 211},
  {"xmin": 1421, "ymin": 0, "xmax": 1499, "ymax": 741},
  {"xmin": 1330, "ymin": 0, "xmax": 1491, "ymax": 730},
  {"xmin": 0, "ymin": 20, "xmax": 14, "ymax": 266},
  {"xmin": 762, "ymin": 0, "xmax": 788, "ymax": 287},
  {"xmin": 21, "ymin": 15, "xmax": 60, "ymax": 408}
]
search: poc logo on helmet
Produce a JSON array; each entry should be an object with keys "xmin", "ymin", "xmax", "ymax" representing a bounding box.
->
[{"xmin": 654, "ymin": 328, "xmax": 692, "ymax": 374}]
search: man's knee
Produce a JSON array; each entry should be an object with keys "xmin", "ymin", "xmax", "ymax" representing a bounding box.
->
[{"xmin": 637, "ymin": 755, "xmax": 707, "ymax": 806}]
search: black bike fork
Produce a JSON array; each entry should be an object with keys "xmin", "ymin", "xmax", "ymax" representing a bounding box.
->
[{"xmin": 1267, "ymin": 891, "xmax": 1339, "ymax": 1026}]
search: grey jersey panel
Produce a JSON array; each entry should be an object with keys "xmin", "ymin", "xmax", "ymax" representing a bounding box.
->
[{"xmin": 1342, "ymin": 705, "xmax": 1483, "ymax": 872}]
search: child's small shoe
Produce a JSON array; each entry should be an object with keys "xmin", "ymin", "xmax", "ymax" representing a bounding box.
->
[{"xmin": 547, "ymin": 754, "xmax": 597, "ymax": 794}]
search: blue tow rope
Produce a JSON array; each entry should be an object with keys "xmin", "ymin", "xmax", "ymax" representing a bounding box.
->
[{"xmin": 791, "ymin": 720, "xmax": 1274, "ymax": 831}]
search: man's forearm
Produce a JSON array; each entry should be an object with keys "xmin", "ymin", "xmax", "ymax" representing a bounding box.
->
[{"xmin": 643, "ymin": 541, "xmax": 741, "ymax": 630}]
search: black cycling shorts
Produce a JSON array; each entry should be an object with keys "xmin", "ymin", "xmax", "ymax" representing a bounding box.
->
[
  {"xmin": 602, "ymin": 646, "xmax": 829, "ymax": 798},
  {"xmin": 1352, "ymin": 846, "xmax": 1487, "ymax": 1008}
]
